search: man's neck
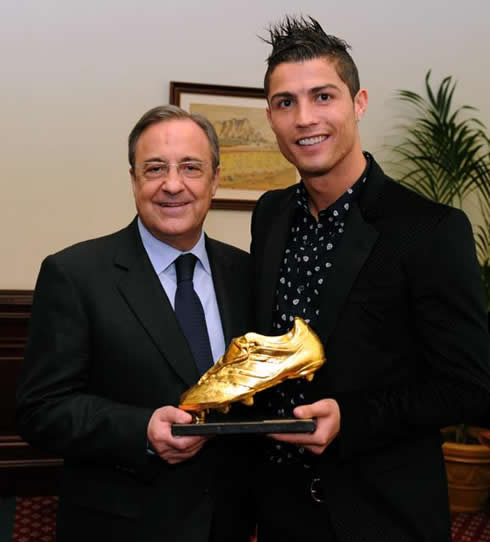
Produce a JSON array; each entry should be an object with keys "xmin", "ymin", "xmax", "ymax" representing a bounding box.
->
[{"xmin": 302, "ymin": 152, "xmax": 367, "ymax": 218}]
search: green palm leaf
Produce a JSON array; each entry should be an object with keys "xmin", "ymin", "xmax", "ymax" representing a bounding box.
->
[{"xmin": 390, "ymin": 70, "xmax": 490, "ymax": 308}]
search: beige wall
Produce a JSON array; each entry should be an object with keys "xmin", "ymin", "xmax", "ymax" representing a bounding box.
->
[{"xmin": 2, "ymin": 0, "xmax": 489, "ymax": 288}]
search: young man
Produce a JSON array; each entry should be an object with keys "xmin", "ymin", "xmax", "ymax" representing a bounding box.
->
[
  {"xmin": 16, "ymin": 105, "xmax": 255, "ymax": 542},
  {"xmin": 250, "ymin": 16, "xmax": 490, "ymax": 541}
]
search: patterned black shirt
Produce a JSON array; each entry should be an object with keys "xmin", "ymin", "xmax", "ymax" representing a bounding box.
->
[{"xmin": 264, "ymin": 153, "xmax": 371, "ymax": 467}]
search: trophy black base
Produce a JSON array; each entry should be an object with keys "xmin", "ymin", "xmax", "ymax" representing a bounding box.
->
[{"xmin": 171, "ymin": 418, "xmax": 316, "ymax": 436}]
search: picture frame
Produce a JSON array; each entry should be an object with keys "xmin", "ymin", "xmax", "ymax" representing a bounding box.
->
[{"xmin": 169, "ymin": 81, "xmax": 297, "ymax": 211}]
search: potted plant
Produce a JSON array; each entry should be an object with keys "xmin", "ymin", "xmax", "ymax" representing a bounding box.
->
[
  {"xmin": 441, "ymin": 426, "xmax": 490, "ymax": 513},
  {"xmin": 475, "ymin": 201, "xmax": 490, "ymax": 317},
  {"xmin": 390, "ymin": 70, "xmax": 490, "ymax": 513},
  {"xmin": 390, "ymin": 70, "xmax": 490, "ymax": 312}
]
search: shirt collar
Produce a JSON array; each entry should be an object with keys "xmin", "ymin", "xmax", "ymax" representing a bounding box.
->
[
  {"xmin": 137, "ymin": 217, "xmax": 210, "ymax": 275},
  {"xmin": 295, "ymin": 151, "xmax": 372, "ymax": 217}
]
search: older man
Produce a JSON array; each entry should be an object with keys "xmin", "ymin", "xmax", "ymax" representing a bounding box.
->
[{"xmin": 16, "ymin": 105, "xmax": 254, "ymax": 542}]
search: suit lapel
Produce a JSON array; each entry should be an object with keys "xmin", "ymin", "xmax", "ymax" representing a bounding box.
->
[
  {"xmin": 114, "ymin": 221, "xmax": 199, "ymax": 387},
  {"xmin": 206, "ymin": 238, "xmax": 233, "ymax": 345},
  {"xmin": 315, "ymin": 159, "xmax": 386, "ymax": 338},
  {"xmin": 206, "ymin": 237, "xmax": 250, "ymax": 345},
  {"xmin": 315, "ymin": 201, "xmax": 379, "ymax": 339},
  {"xmin": 256, "ymin": 192, "xmax": 297, "ymax": 332}
]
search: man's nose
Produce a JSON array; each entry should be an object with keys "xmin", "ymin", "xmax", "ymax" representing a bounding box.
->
[
  {"xmin": 295, "ymin": 102, "xmax": 318, "ymax": 127},
  {"xmin": 161, "ymin": 168, "xmax": 185, "ymax": 193}
]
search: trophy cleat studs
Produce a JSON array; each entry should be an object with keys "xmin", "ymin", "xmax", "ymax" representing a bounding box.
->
[
  {"xmin": 179, "ymin": 317, "xmax": 326, "ymax": 421},
  {"xmin": 241, "ymin": 395, "xmax": 254, "ymax": 406},
  {"xmin": 193, "ymin": 411, "xmax": 206, "ymax": 424}
]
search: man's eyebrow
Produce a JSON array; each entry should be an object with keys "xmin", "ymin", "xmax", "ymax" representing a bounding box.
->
[
  {"xmin": 141, "ymin": 156, "xmax": 203, "ymax": 164},
  {"xmin": 269, "ymin": 91, "xmax": 295, "ymax": 103},
  {"xmin": 142, "ymin": 157, "xmax": 166, "ymax": 164},
  {"xmin": 270, "ymin": 84, "xmax": 341, "ymax": 103},
  {"xmin": 310, "ymin": 84, "xmax": 341, "ymax": 93},
  {"xmin": 180, "ymin": 156, "xmax": 205, "ymax": 163}
]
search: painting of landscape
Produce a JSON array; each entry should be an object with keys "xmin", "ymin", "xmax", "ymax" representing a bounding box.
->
[{"xmin": 189, "ymin": 103, "xmax": 296, "ymax": 191}]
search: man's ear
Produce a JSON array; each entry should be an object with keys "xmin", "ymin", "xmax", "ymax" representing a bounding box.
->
[
  {"xmin": 354, "ymin": 88, "xmax": 368, "ymax": 121},
  {"xmin": 211, "ymin": 166, "xmax": 220, "ymax": 197},
  {"xmin": 130, "ymin": 168, "xmax": 137, "ymax": 195},
  {"xmin": 266, "ymin": 105, "xmax": 273, "ymax": 129}
]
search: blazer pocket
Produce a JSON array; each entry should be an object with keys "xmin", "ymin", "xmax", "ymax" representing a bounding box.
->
[
  {"xmin": 348, "ymin": 281, "xmax": 407, "ymax": 322},
  {"xmin": 357, "ymin": 433, "xmax": 443, "ymax": 477},
  {"xmin": 348, "ymin": 282, "xmax": 404, "ymax": 304},
  {"xmin": 61, "ymin": 464, "xmax": 144, "ymax": 519}
]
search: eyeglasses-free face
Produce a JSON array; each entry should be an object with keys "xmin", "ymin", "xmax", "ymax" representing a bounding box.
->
[
  {"xmin": 266, "ymin": 57, "xmax": 367, "ymax": 192},
  {"xmin": 130, "ymin": 119, "xmax": 219, "ymax": 251}
]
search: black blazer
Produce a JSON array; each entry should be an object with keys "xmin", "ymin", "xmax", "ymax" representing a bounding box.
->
[
  {"xmin": 16, "ymin": 219, "xmax": 255, "ymax": 542},
  {"xmin": 250, "ymin": 158, "xmax": 490, "ymax": 541}
]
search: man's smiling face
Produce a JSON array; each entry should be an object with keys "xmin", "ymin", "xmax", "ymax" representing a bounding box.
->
[
  {"xmin": 266, "ymin": 57, "xmax": 367, "ymax": 182},
  {"xmin": 130, "ymin": 118, "xmax": 218, "ymax": 251}
]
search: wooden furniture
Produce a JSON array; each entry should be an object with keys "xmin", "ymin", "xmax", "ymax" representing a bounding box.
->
[{"xmin": 0, "ymin": 290, "xmax": 62, "ymax": 497}]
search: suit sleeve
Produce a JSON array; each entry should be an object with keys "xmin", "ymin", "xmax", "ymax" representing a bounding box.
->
[
  {"xmin": 16, "ymin": 255, "xmax": 153, "ymax": 469},
  {"xmin": 335, "ymin": 208, "xmax": 490, "ymax": 458}
]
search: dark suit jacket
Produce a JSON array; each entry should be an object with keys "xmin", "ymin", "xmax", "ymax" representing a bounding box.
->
[
  {"xmin": 16, "ymin": 219, "xmax": 255, "ymax": 542},
  {"xmin": 250, "ymin": 158, "xmax": 490, "ymax": 541}
]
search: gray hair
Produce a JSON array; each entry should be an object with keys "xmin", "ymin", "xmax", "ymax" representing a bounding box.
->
[{"xmin": 128, "ymin": 104, "xmax": 220, "ymax": 172}]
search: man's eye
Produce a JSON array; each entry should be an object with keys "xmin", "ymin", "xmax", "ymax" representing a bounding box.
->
[
  {"xmin": 144, "ymin": 164, "xmax": 165, "ymax": 176},
  {"xmin": 317, "ymin": 93, "xmax": 330, "ymax": 102},
  {"xmin": 183, "ymin": 163, "xmax": 200, "ymax": 171},
  {"xmin": 180, "ymin": 162, "xmax": 205, "ymax": 177},
  {"xmin": 278, "ymin": 99, "xmax": 292, "ymax": 108}
]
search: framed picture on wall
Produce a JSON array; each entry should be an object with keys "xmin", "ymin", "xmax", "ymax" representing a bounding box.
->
[{"xmin": 169, "ymin": 81, "xmax": 297, "ymax": 211}]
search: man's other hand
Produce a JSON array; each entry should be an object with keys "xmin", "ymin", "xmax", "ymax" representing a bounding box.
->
[
  {"xmin": 268, "ymin": 398, "xmax": 341, "ymax": 455},
  {"xmin": 147, "ymin": 406, "xmax": 208, "ymax": 464}
]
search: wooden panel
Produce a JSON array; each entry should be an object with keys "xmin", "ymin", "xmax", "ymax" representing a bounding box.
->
[
  {"xmin": 0, "ymin": 357, "xmax": 22, "ymax": 434},
  {"xmin": 0, "ymin": 290, "xmax": 62, "ymax": 497},
  {"xmin": 0, "ymin": 290, "xmax": 32, "ymax": 356},
  {"xmin": 0, "ymin": 290, "xmax": 32, "ymax": 435}
]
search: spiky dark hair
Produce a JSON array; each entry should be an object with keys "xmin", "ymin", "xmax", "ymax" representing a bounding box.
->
[{"xmin": 261, "ymin": 15, "xmax": 360, "ymax": 100}]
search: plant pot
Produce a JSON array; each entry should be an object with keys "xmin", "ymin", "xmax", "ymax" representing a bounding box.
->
[{"xmin": 442, "ymin": 426, "xmax": 490, "ymax": 514}]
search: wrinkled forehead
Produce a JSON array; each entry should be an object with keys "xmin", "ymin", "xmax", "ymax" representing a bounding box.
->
[{"xmin": 135, "ymin": 119, "xmax": 212, "ymax": 162}]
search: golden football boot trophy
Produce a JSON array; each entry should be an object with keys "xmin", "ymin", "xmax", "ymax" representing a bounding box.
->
[{"xmin": 179, "ymin": 317, "xmax": 325, "ymax": 424}]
